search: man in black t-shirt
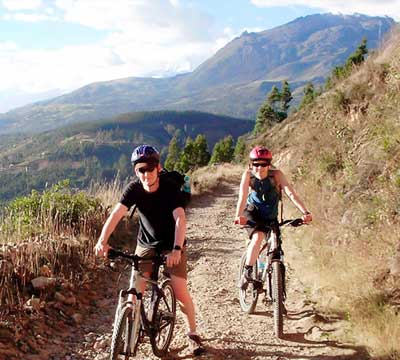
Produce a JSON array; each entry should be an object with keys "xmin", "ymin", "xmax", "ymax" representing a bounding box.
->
[{"xmin": 94, "ymin": 144, "xmax": 205, "ymax": 356}]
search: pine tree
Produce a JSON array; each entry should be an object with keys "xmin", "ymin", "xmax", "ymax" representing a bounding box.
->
[
  {"xmin": 345, "ymin": 37, "xmax": 368, "ymax": 69},
  {"xmin": 267, "ymin": 85, "xmax": 281, "ymax": 112},
  {"xmin": 209, "ymin": 135, "xmax": 234, "ymax": 164},
  {"xmin": 278, "ymin": 80, "xmax": 292, "ymax": 121},
  {"xmin": 176, "ymin": 137, "xmax": 195, "ymax": 173},
  {"xmin": 165, "ymin": 136, "xmax": 181, "ymax": 171},
  {"xmin": 193, "ymin": 134, "xmax": 210, "ymax": 167},
  {"xmin": 254, "ymin": 102, "xmax": 275, "ymax": 135},
  {"xmin": 299, "ymin": 82, "xmax": 316, "ymax": 109},
  {"xmin": 233, "ymin": 136, "xmax": 246, "ymax": 163}
]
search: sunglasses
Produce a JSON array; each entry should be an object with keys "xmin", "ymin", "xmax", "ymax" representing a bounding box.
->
[
  {"xmin": 137, "ymin": 164, "xmax": 157, "ymax": 174},
  {"xmin": 252, "ymin": 162, "xmax": 270, "ymax": 168}
]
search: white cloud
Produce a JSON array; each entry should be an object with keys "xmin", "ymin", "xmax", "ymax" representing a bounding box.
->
[
  {"xmin": 250, "ymin": 0, "xmax": 400, "ymax": 20},
  {"xmin": 3, "ymin": 12, "xmax": 55, "ymax": 22},
  {"xmin": 2, "ymin": 0, "xmax": 43, "ymax": 11},
  {"xmin": 0, "ymin": 1, "xmax": 235, "ymax": 112}
]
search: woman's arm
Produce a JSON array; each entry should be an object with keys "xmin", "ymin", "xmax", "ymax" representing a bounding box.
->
[
  {"xmin": 234, "ymin": 169, "xmax": 251, "ymax": 224},
  {"xmin": 277, "ymin": 170, "xmax": 312, "ymax": 222}
]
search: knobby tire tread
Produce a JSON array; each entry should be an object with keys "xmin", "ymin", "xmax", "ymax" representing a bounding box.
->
[
  {"xmin": 272, "ymin": 260, "xmax": 284, "ymax": 338},
  {"xmin": 238, "ymin": 252, "xmax": 258, "ymax": 314},
  {"xmin": 110, "ymin": 305, "xmax": 134, "ymax": 360},
  {"xmin": 150, "ymin": 280, "xmax": 176, "ymax": 358}
]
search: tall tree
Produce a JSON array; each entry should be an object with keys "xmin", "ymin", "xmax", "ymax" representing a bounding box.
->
[
  {"xmin": 193, "ymin": 134, "xmax": 210, "ymax": 167},
  {"xmin": 299, "ymin": 82, "xmax": 316, "ymax": 109},
  {"xmin": 233, "ymin": 136, "xmax": 246, "ymax": 163},
  {"xmin": 345, "ymin": 37, "xmax": 368, "ymax": 68},
  {"xmin": 254, "ymin": 102, "xmax": 275, "ymax": 135},
  {"xmin": 280, "ymin": 81, "xmax": 292, "ymax": 112},
  {"xmin": 176, "ymin": 137, "xmax": 195, "ymax": 173},
  {"xmin": 267, "ymin": 85, "xmax": 281, "ymax": 113},
  {"xmin": 165, "ymin": 136, "xmax": 181, "ymax": 171},
  {"xmin": 209, "ymin": 135, "xmax": 234, "ymax": 164}
]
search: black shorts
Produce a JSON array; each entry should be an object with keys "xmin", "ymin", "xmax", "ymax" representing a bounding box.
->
[{"xmin": 244, "ymin": 204, "xmax": 278, "ymax": 239}]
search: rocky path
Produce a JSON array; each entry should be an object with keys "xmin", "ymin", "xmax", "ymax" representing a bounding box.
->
[{"xmin": 4, "ymin": 183, "xmax": 370, "ymax": 360}]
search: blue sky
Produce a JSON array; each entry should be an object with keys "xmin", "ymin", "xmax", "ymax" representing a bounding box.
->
[{"xmin": 0, "ymin": 0, "xmax": 398, "ymax": 113}]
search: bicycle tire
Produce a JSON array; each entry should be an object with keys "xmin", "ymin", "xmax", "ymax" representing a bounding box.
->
[
  {"xmin": 238, "ymin": 252, "xmax": 259, "ymax": 314},
  {"xmin": 150, "ymin": 280, "xmax": 176, "ymax": 357},
  {"xmin": 272, "ymin": 260, "xmax": 284, "ymax": 338},
  {"xmin": 110, "ymin": 305, "xmax": 137, "ymax": 360}
]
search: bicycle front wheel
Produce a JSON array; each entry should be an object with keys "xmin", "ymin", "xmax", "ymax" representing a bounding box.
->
[
  {"xmin": 272, "ymin": 260, "xmax": 284, "ymax": 338},
  {"xmin": 150, "ymin": 280, "xmax": 176, "ymax": 358},
  {"xmin": 110, "ymin": 305, "xmax": 138, "ymax": 360},
  {"xmin": 238, "ymin": 252, "xmax": 259, "ymax": 314}
]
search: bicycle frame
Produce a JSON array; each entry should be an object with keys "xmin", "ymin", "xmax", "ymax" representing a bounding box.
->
[
  {"xmin": 258, "ymin": 229, "xmax": 286, "ymax": 301},
  {"xmin": 109, "ymin": 249, "xmax": 169, "ymax": 357}
]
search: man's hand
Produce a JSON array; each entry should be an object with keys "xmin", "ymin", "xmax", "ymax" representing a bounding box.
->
[
  {"xmin": 302, "ymin": 212, "xmax": 312, "ymax": 224},
  {"xmin": 166, "ymin": 249, "xmax": 181, "ymax": 267},
  {"xmin": 234, "ymin": 216, "xmax": 248, "ymax": 226},
  {"xmin": 94, "ymin": 240, "xmax": 110, "ymax": 258}
]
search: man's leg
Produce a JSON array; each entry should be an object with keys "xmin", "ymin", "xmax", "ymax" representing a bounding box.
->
[
  {"xmin": 170, "ymin": 275, "xmax": 196, "ymax": 332},
  {"xmin": 170, "ymin": 275, "xmax": 205, "ymax": 355}
]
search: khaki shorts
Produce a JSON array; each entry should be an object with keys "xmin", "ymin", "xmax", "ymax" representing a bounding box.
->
[{"xmin": 135, "ymin": 244, "xmax": 187, "ymax": 280}]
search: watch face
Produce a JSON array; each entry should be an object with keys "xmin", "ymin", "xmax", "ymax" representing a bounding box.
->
[{"xmin": 174, "ymin": 245, "xmax": 182, "ymax": 250}]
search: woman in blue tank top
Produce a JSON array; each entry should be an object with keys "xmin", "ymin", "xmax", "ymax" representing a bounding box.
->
[{"xmin": 234, "ymin": 146, "xmax": 312, "ymax": 286}]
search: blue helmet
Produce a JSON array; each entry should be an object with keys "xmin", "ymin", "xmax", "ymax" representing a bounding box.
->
[{"xmin": 131, "ymin": 144, "xmax": 160, "ymax": 165}]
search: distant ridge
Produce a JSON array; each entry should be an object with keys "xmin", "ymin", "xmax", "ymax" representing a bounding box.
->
[{"xmin": 0, "ymin": 13, "xmax": 395, "ymax": 134}]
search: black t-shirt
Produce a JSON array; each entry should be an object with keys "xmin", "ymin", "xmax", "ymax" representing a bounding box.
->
[{"xmin": 119, "ymin": 177, "xmax": 185, "ymax": 251}]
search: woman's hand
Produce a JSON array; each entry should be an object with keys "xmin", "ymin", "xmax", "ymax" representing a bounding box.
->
[
  {"xmin": 302, "ymin": 212, "xmax": 312, "ymax": 224},
  {"xmin": 234, "ymin": 216, "xmax": 248, "ymax": 226}
]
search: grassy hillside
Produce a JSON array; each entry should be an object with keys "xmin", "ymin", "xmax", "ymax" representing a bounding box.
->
[
  {"xmin": 252, "ymin": 26, "xmax": 400, "ymax": 358},
  {"xmin": 0, "ymin": 110, "xmax": 252, "ymax": 202}
]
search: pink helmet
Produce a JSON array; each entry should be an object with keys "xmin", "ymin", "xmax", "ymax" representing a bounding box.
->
[{"xmin": 249, "ymin": 146, "xmax": 272, "ymax": 161}]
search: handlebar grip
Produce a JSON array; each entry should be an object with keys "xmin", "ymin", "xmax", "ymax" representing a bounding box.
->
[{"xmin": 107, "ymin": 248, "xmax": 123, "ymax": 260}]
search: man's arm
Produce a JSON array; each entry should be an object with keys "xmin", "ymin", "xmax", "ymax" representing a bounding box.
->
[
  {"xmin": 277, "ymin": 170, "xmax": 312, "ymax": 223},
  {"xmin": 94, "ymin": 203, "xmax": 128, "ymax": 257},
  {"xmin": 166, "ymin": 207, "xmax": 186, "ymax": 267}
]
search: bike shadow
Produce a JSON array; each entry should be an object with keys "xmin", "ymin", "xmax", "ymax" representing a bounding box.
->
[{"xmin": 165, "ymin": 336, "xmax": 370, "ymax": 360}]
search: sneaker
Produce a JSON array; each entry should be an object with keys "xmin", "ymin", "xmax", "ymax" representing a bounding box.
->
[
  {"xmin": 187, "ymin": 334, "xmax": 206, "ymax": 356},
  {"xmin": 239, "ymin": 270, "xmax": 253, "ymax": 290}
]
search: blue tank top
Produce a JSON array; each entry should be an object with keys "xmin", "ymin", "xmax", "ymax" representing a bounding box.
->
[{"xmin": 247, "ymin": 171, "xmax": 281, "ymax": 220}]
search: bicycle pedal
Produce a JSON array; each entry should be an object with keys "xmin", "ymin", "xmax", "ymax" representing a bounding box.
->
[{"xmin": 252, "ymin": 280, "xmax": 263, "ymax": 290}]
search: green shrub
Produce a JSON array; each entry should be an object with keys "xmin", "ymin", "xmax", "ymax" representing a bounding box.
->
[{"xmin": 5, "ymin": 180, "xmax": 103, "ymax": 235}]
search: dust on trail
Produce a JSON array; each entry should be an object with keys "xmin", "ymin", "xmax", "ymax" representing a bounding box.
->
[{"xmin": 11, "ymin": 182, "xmax": 370, "ymax": 360}]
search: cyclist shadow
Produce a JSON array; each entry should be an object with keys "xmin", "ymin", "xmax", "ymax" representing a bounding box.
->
[{"xmin": 281, "ymin": 330, "xmax": 370, "ymax": 359}]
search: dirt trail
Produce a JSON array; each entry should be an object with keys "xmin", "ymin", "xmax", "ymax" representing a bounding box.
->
[{"xmin": 10, "ymin": 182, "xmax": 370, "ymax": 360}]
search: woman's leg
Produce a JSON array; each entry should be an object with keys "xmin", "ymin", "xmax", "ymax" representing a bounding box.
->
[{"xmin": 245, "ymin": 230, "xmax": 265, "ymax": 266}]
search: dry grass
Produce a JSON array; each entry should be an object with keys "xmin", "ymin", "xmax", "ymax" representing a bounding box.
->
[
  {"xmin": 0, "ymin": 181, "xmax": 117, "ymax": 317},
  {"xmin": 259, "ymin": 27, "xmax": 400, "ymax": 358},
  {"xmin": 191, "ymin": 162, "xmax": 243, "ymax": 194}
]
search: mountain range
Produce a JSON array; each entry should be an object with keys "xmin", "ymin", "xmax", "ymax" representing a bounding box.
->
[{"xmin": 0, "ymin": 13, "xmax": 395, "ymax": 134}]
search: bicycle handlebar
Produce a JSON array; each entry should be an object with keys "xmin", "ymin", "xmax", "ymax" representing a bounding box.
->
[
  {"xmin": 240, "ymin": 218, "xmax": 305, "ymax": 228},
  {"xmin": 107, "ymin": 248, "xmax": 167, "ymax": 266}
]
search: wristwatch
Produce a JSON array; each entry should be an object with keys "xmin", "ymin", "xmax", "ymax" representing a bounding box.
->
[{"xmin": 173, "ymin": 245, "xmax": 182, "ymax": 251}]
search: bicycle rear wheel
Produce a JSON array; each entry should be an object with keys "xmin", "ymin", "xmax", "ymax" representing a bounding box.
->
[
  {"xmin": 150, "ymin": 280, "xmax": 176, "ymax": 358},
  {"xmin": 272, "ymin": 260, "xmax": 284, "ymax": 338},
  {"xmin": 238, "ymin": 252, "xmax": 259, "ymax": 314}
]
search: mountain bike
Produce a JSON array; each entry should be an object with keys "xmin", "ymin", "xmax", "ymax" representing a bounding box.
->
[
  {"xmin": 108, "ymin": 248, "xmax": 176, "ymax": 359},
  {"xmin": 238, "ymin": 218, "xmax": 304, "ymax": 338}
]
